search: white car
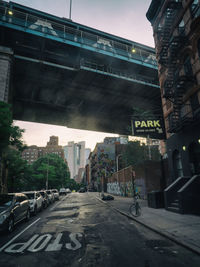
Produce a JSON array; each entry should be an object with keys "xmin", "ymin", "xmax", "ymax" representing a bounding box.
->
[
  {"xmin": 23, "ymin": 191, "xmax": 43, "ymax": 215},
  {"xmin": 46, "ymin": 190, "xmax": 54, "ymax": 203},
  {"xmin": 66, "ymin": 188, "xmax": 71, "ymax": 194},
  {"xmin": 52, "ymin": 189, "xmax": 59, "ymax": 200},
  {"xmin": 59, "ymin": 188, "xmax": 67, "ymax": 195}
]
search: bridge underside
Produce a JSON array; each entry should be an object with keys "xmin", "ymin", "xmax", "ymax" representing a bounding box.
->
[{"xmin": 1, "ymin": 27, "xmax": 162, "ymax": 137}]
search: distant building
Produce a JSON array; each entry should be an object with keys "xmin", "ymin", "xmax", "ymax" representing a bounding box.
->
[
  {"xmin": 63, "ymin": 141, "xmax": 90, "ymax": 179},
  {"xmin": 41, "ymin": 136, "xmax": 64, "ymax": 159},
  {"xmin": 104, "ymin": 136, "xmax": 128, "ymax": 145},
  {"xmin": 22, "ymin": 136, "xmax": 64, "ymax": 164},
  {"xmin": 21, "ymin": 145, "xmax": 39, "ymax": 164}
]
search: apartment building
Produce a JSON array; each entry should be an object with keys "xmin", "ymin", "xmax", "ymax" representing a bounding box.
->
[{"xmin": 146, "ymin": 0, "xmax": 200, "ymax": 214}]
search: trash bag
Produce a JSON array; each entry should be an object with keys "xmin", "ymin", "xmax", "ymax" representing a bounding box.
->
[{"xmin": 102, "ymin": 194, "xmax": 114, "ymax": 201}]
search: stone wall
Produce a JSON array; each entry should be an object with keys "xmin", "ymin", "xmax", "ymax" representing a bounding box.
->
[{"xmin": 0, "ymin": 46, "xmax": 13, "ymax": 103}]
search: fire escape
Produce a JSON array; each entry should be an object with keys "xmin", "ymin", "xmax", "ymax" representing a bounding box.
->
[{"xmin": 158, "ymin": 0, "xmax": 187, "ymax": 132}]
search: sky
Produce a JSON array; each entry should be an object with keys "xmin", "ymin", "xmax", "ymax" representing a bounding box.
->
[{"xmin": 11, "ymin": 0, "xmax": 154, "ymax": 150}]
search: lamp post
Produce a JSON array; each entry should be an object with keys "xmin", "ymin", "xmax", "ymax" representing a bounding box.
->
[
  {"xmin": 46, "ymin": 156, "xmax": 49, "ymax": 190},
  {"xmin": 116, "ymin": 154, "xmax": 122, "ymax": 172},
  {"xmin": 69, "ymin": 0, "xmax": 72, "ymax": 20}
]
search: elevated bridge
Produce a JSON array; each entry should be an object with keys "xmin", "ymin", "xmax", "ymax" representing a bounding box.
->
[{"xmin": 0, "ymin": 1, "xmax": 162, "ymax": 137}]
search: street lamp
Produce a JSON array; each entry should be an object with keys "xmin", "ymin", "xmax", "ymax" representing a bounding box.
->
[
  {"xmin": 46, "ymin": 156, "xmax": 49, "ymax": 190},
  {"xmin": 116, "ymin": 154, "xmax": 122, "ymax": 172},
  {"xmin": 69, "ymin": 0, "xmax": 72, "ymax": 20}
]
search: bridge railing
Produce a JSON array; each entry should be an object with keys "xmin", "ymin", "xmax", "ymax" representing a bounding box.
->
[
  {"xmin": 80, "ymin": 59, "xmax": 159, "ymax": 87},
  {"xmin": 0, "ymin": 6, "xmax": 158, "ymax": 68}
]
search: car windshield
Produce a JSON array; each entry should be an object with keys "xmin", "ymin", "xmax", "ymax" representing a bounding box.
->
[
  {"xmin": 46, "ymin": 190, "xmax": 51, "ymax": 194},
  {"xmin": 0, "ymin": 194, "xmax": 13, "ymax": 207},
  {"xmin": 25, "ymin": 193, "xmax": 35, "ymax": 199},
  {"xmin": 52, "ymin": 190, "xmax": 57, "ymax": 193}
]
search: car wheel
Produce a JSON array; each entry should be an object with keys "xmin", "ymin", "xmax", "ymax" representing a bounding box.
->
[
  {"xmin": 26, "ymin": 209, "xmax": 30, "ymax": 221},
  {"xmin": 34, "ymin": 205, "xmax": 37, "ymax": 215},
  {"xmin": 8, "ymin": 217, "xmax": 14, "ymax": 233}
]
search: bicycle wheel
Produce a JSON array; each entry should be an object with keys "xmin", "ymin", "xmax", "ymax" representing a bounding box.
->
[{"xmin": 129, "ymin": 202, "xmax": 141, "ymax": 217}]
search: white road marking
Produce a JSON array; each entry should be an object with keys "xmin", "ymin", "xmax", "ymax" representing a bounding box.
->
[
  {"xmin": 50, "ymin": 196, "xmax": 68, "ymax": 211},
  {"xmin": 66, "ymin": 233, "xmax": 83, "ymax": 251},
  {"xmin": 0, "ymin": 218, "xmax": 41, "ymax": 252},
  {"xmin": 1, "ymin": 231, "xmax": 83, "ymax": 253},
  {"xmin": 27, "ymin": 234, "xmax": 52, "ymax": 252},
  {"xmin": 45, "ymin": 233, "xmax": 63, "ymax": 251},
  {"xmin": 4, "ymin": 234, "xmax": 39, "ymax": 253}
]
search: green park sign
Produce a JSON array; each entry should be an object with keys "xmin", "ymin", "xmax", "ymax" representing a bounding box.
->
[{"xmin": 131, "ymin": 119, "xmax": 165, "ymax": 139}]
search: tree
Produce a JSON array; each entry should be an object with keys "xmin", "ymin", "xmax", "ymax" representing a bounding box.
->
[
  {"xmin": 0, "ymin": 102, "xmax": 12, "ymax": 151},
  {"xmin": 6, "ymin": 149, "xmax": 31, "ymax": 192},
  {"xmin": 31, "ymin": 154, "xmax": 70, "ymax": 190},
  {"xmin": 121, "ymin": 141, "xmax": 160, "ymax": 167},
  {"xmin": 0, "ymin": 101, "xmax": 27, "ymax": 193}
]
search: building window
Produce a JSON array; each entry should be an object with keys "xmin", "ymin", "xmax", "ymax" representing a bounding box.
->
[
  {"xmin": 178, "ymin": 19, "xmax": 185, "ymax": 35},
  {"xmin": 198, "ymin": 39, "xmax": 200, "ymax": 59},
  {"xmin": 172, "ymin": 150, "xmax": 183, "ymax": 179},
  {"xmin": 190, "ymin": 0, "xmax": 199, "ymax": 17},
  {"xmin": 188, "ymin": 142, "xmax": 200, "ymax": 175},
  {"xmin": 190, "ymin": 92, "xmax": 200, "ymax": 115},
  {"xmin": 183, "ymin": 55, "xmax": 193, "ymax": 76}
]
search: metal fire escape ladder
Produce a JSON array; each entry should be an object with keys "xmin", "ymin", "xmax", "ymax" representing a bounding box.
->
[{"xmin": 158, "ymin": 1, "xmax": 183, "ymax": 132}]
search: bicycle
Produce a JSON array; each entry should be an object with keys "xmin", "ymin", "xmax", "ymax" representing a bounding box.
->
[
  {"xmin": 129, "ymin": 192, "xmax": 141, "ymax": 217},
  {"xmin": 129, "ymin": 171, "xmax": 141, "ymax": 217}
]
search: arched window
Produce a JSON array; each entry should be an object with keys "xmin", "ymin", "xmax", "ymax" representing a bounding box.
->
[{"xmin": 172, "ymin": 150, "xmax": 183, "ymax": 179}]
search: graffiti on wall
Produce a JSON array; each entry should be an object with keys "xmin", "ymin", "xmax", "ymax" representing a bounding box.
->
[{"xmin": 107, "ymin": 181, "xmax": 140, "ymax": 197}]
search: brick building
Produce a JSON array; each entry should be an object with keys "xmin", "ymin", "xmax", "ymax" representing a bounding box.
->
[
  {"xmin": 147, "ymin": 0, "xmax": 200, "ymax": 181},
  {"xmin": 22, "ymin": 136, "xmax": 64, "ymax": 164},
  {"xmin": 146, "ymin": 0, "xmax": 200, "ymax": 214}
]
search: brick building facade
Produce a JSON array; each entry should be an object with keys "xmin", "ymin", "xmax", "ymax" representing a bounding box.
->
[
  {"xmin": 22, "ymin": 136, "xmax": 64, "ymax": 164},
  {"xmin": 147, "ymin": 0, "xmax": 200, "ymax": 183}
]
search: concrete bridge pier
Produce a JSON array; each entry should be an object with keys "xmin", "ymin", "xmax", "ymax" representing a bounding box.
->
[{"xmin": 0, "ymin": 46, "xmax": 13, "ymax": 103}]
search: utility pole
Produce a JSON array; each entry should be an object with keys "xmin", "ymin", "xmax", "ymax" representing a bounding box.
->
[
  {"xmin": 69, "ymin": 0, "xmax": 72, "ymax": 20},
  {"xmin": 147, "ymin": 135, "xmax": 152, "ymax": 160},
  {"xmin": 46, "ymin": 157, "xmax": 49, "ymax": 190}
]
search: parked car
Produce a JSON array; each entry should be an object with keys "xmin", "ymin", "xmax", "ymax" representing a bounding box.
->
[
  {"xmin": 38, "ymin": 190, "xmax": 49, "ymax": 208},
  {"xmin": 78, "ymin": 187, "xmax": 86, "ymax": 193},
  {"xmin": 66, "ymin": 188, "xmax": 71, "ymax": 194},
  {"xmin": 59, "ymin": 188, "xmax": 67, "ymax": 195},
  {"xmin": 46, "ymin": 190, "xmax": 54, "ymax": 203},
  {"xmin": 0, "ymin": 193, "xmax": 30, "ymax": 233},
  {"xmin": 52, "ymin": 189, "xmax": 59, "ymax": 200},
  {"xmin": 23, "ymin": 191, "xmax": 43, "ymax": 215}
]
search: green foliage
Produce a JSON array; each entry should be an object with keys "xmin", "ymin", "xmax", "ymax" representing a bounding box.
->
[
  {"xmin": 121, "ymin": 141, "xmax": 160, "ymax": 167},
  {"xmin": 0, "ymin": 102, "xmax": 27, "ymax": 193},
  {"xmin": 65, "ymin": 179, "xmax": 83, "ymax": 191},
  {"xmin": 31, "ymin": 154, "xmax": 70, "ymax": 190},
  {"xmin": 0, "ymin": 101, "xmax": 12, "ymax": 151},
  {"xmin": 6, "ymin": 149, "xmax": 30, "ymax": 192}
]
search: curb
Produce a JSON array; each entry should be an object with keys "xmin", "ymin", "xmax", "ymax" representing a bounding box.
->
[{"xmin": 95, "ymin": 196, "xmax": 200, "ymax": 256}]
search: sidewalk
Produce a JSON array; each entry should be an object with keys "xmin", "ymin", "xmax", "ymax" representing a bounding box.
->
[{"xmin": 94, "ymin": 192, "xmax": 200, "ymax": 255}]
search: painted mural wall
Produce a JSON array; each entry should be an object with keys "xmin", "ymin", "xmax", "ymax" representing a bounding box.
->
[
  {"xmin": 107, "ymin": 181, "xmax": 143, "ymax": 197},
  {"xmin": 106, "ymin": 165, "xmax": 145, "ymax": 197}
]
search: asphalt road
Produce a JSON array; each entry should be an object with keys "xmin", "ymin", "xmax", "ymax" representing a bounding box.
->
[{"xmin": 0, "ymin": 192, "xmax": 199, "ymax": 267}]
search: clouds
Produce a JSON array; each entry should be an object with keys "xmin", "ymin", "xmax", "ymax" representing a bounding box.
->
[{"xmin": 14, "ymin": 121, "xmax": 118, "ymax": 150}]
